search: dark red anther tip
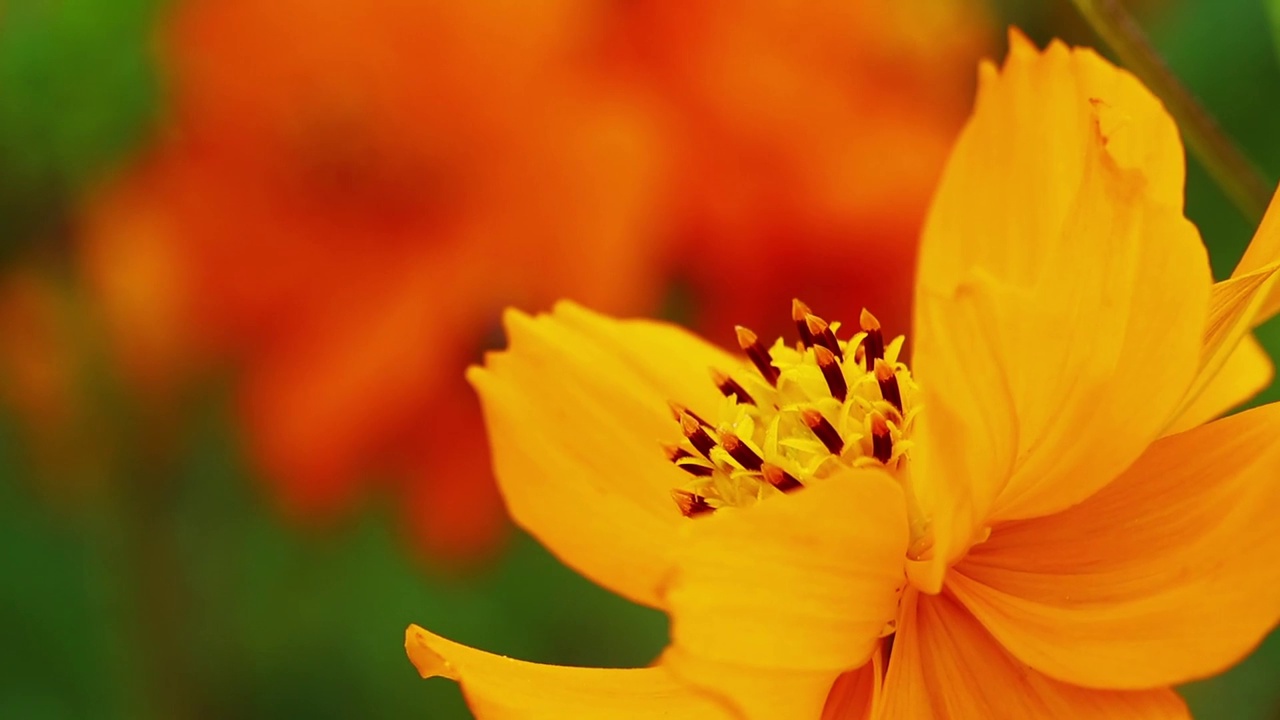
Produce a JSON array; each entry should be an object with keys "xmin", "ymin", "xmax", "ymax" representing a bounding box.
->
[
  {"xmin": 814, "ymin": 345, "xmax": 848, "ymax": 402},
  {"xmin": 801, "ymin": 408, "xmax": 845, "ymax": 455},
  {"xmin": 792, "ymin": 299, "xmax": 816, "ymax": 348},
  {"xmin": 681, "ymin": 411, "xmax": 718, "ymax": 459},
  {"xmin": 710, "ymin": 368, "xmax": 756, "ymax": 406},
  {"xmin": 736, "ymin": 325, "xmax": 780, "ymax": 386},
  {"xmin": 805, "ymin": 314, "xmax": 842, "ymax": 358},
  {"xmin": 673, "ymin": 489, "xmax": 715, "ymax": 517},
  {"xmin": 762, "ymin": 463, "xmax": 803, "ymax": 493},
  {"xmin": 874, "ymin": 359, "xmax": 904, "ymax": 413},
  {"xmin": 871, "ymin": 412, "xmax": 893, "ymax": 464},
  {"xmin": 719, "ymin": 431, "xmax": 764, "ymax": 472},
  {"xmin": 859, "ymin": 309, "xmax": 885, "ymax": 371}
]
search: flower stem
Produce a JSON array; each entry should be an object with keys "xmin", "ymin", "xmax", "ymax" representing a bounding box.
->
[{"xmin": 1070, "ymin": 0, "xmax": 1273, "ymax": 223}]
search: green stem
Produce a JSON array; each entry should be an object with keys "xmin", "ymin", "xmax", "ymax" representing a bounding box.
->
[{"xmin": 1070, "ymin": 0, "xmax": 1273, "ymax": 223}]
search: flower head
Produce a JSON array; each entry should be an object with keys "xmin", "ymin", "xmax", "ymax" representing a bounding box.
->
[{"xmin": 407, "ymin": 32, "xmax": 1280, "ymax": 718}]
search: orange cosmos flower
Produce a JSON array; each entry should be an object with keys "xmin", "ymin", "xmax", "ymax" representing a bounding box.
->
[
  {"xmin": 405, "ymin": 33, "xmax": 1280, "ymax": 718},
  {"xmin": 80, "ymin": 0, "xmax": 664, "ymax": 561},
  {"xmin": 608, "ymin": 0, "xmax": 989, "ymax": 345}
]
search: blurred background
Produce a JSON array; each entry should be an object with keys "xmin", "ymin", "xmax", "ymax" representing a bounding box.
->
[{"xmin": 1, "ymin": 0, "xmax": 1278, "ymax": 717}]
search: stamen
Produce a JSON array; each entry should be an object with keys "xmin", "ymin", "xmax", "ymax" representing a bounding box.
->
[
  {"xmin": 801, "ymin": 408, "xmax": 845, "ymax": 455},
  {"xmin": 710, "ymin": 368, "xmax": 756, "ymax": 406},
  {"xmin": 736, "ymin": 325, "xmax": 780, "ymax": 385},
  {"xmin": 814, "ymin": 345, "xmax": 848, "ymax": 402},
  {"xmin": 681, "ymin": 411, "xmax": 718, "ymax": 459},
  {"xmin": 669, "ymin": 401, "xmax": 710, "ymax": 428},
  {"xmin": 662, "ymin": 443, "xmax": 693, "ymax": 463},
  {"xmin": 871, "ymin": 412, "xmax": 893, "ymax": 464},
  {"xmin": 874, "ymin": 359, "xmax": 904, "ymax": 413},
  {"xmin": 792, "ymin": 298, "xmax": 816, "ymax": 348},
  {"xmin": 762, "ymin": 463, "xmax": 803, "ymax": 493},
  {"xmin": 666, "ymin": 302, "xmax": 921, "ymax": 518},
  {"xmin": 804, "ymin": 314, "xmax": 842, "ymax": 358},
  {"xmin": 673, "ymin": 489, "xmax": 715, "ymax": 517},
  {"xmin": 719, "ymin": 431, "xmax": 764, "ymax": 471},
  {"xmin": 860, "ymin": 309, "xmax": 884, "ymax": 371},
  {"xmin": 663, "ymin": 443, "xmax": 714, "ymax": 476}
]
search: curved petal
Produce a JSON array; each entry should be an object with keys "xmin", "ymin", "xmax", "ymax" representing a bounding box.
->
[
  {"xmin": 1170, "ymin": 267, "xmax": 1280, "ymax": 428},
  {"xmin": 469, "ymin": 301, "xmax": 740, "ymax": 608},
  {"xmin": 954, "ymin": 401, "xmax": 1280, "ymax": 689},
  {"xmin": 661, "ymin": 646, "xmax": 847, "ymax": 720},
  {"xmin": 912, "ymin": 33, "xmax": 1210, "ymax": 564},
  {"xmin": 1164, "ymin": 332, "xmax": 1272, "ymax": 435},
  {"xmin": 1233, "ymin": 183, "xmax": 1280, "ymax": 323},
  {"xmin": 405, "ymin": 625, "xmax": 733, "ymax": 719},
  {"xmin": 877, "ymin": 592, "xmax": 1190, "ymax": 719},
  {"xmin": 664, "ymin": 469, "xmax": 907, "ymax": 673},
  {"xmin": 909, "ymin": 285, "xmax": 1018, "ymax": 592},
  {"xmin": 821, "ymin": 652, "xmax": 882, "ymax": 720}
]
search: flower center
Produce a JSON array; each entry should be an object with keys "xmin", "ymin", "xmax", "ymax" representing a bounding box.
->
[{"xmin": 666, "ymin": 300, "xmax": 929, "ymax": 550}]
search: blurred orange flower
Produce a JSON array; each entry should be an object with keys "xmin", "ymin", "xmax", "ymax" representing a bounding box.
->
[
  {"xmin": 78, "ymin": 0, "xmax": 988, "ymax": 564},
  {"xmin": 610, "ymin": 0, "xmax": 988, "ymax": 345},
  {"xmin": 406, "ymin": 36, "xmax": 1280, "ymax": 717},
  {"xmin": 81, "ymin": 0, "xmax": 666, "ymax": 562}
]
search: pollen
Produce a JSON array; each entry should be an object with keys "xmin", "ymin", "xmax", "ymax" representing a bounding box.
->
[{"xmin": 665, "ymin": 301, "xmax": 919, "ymax": 518}]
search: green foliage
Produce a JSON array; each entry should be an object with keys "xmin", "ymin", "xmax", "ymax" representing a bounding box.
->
[
  {"xmin": 0, "ymin": 0, "xmax": 160, "ymax": 257},
  {"xmin": 1270, "ymin": 0, "xmax": 1280, "ymax": 65},
  {"xmin": 0, "ymin": 397, "xmax": 667, "ymax": 719}
]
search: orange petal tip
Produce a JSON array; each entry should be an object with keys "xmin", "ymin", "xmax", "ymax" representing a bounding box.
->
[{"xmin": 405, "ymin": 625, "xmax": 458, "ymax": 681}]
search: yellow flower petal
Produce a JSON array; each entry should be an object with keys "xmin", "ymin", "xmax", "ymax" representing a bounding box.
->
[
  {"xmin": 1164, "ymin": 332, "xmax": 1272, "ymax": 435},
  {"xmin": 1232, "ymin": 185, "xmax": 1280, "ymax": 323},
  {"xmin": 468, "ymin": 301, "xmax": 739, "ymax": 608},
  {"xmin": 912, "ymin": 33, "xmax": 1210, "ymax": 572},
  {"xmin": 877, "ymin": 591, "xmax": 1190, "ymax": 719},
  {"xmin": 820, "ymin": 654, "xmax": 882, "ymax": 720},
  {"xmin": 661, "ymin": 646, "xmax": 847, "ymax": 720},
  {"xmin": 953, "ymin": 401, "xmax": 1280, "ymax": 688},
  {"xmin": 1168, "ymin": 266, "xmax": 1280, "ymax": 431},
  {"xmin": 405, "ymin": 625, "xmax": 733, "ymax": 719},
  {"xmin": 664, "ymin": 469, "xmax": 907, "ymax": 673}
]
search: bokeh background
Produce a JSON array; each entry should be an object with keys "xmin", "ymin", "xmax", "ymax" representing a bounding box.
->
[{"xmin": 2, "ymin": 0, "xmax": 1280, "ymax": 718}]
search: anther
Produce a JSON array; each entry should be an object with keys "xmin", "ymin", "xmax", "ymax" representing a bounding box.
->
[
  {"xmin": 663, "ymin": 443, "xmax": 714, "ymax": 476},
  {"xmin": 736, "ymin": 325, "xmax": 780, "ymax": 386},
  {"xmin": 719, "ymin": 431, "xmax": 764, "ymax": 472},
  {"xmin": 669, "ymin": 401, "xmax": 710, "ymax": 428},
  {"xmin": 710, "ymin": 368, "xmax": 756, "ymax": 406},
  {"xmin": 871, "ymin": 412, "xmax": 893, "ymax": 464},
  {"xmin": 859, "ymin": 309, "xmax": 885, "ymax": 371},
  {"xmin": 874, "ymin": 359, "xmax": 904, "ymax": 413},
  {"xmin": 681, "ymin": 412, "xmax": 718, "ymax": 459},
  {"xmin": 662, "ymin": 443, "xmax": 693, "ymax": 463},
  {"xmin": 761, "ymin": 463, "xmax": 803, "ymax": 493},
  {"xmin": 804, "ymin": 314, "xmax": 842, "ymax": 358},
  {"xmin": 792, "ymin": 299, "xmax": 816, "ymax": 348},
  {"xmin": 673, "ymin": 489, "xmax": 715, "ymax": 518},
  {"xmin": 813, "ymin": 345, "xmax": 848, "ymax": 402},
  {"xmin": 801, "ymin": 408, "xmax": 845, "ymax": 455}
]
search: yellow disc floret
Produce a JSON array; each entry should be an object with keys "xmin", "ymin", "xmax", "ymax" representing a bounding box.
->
[{"xmin": 666, "ymin": 300, "xmax": 919, "ymax": 517}]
